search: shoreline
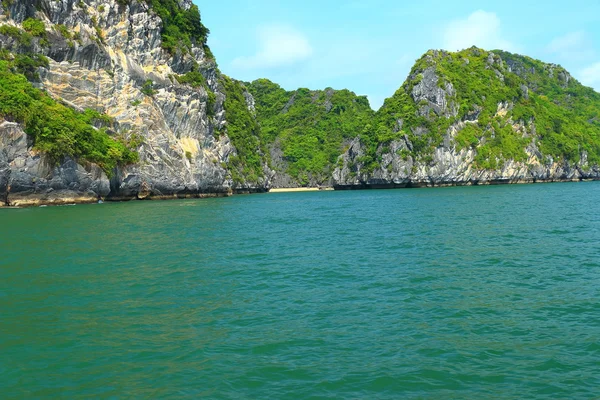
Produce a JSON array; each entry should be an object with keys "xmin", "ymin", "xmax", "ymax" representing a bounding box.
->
[
  {"xmin": 333, "ymin": 177, "xmax": 600, "ymax": 190},
  {"xmin": 1, "ymin": 178, "xmax": 598, "ymax": 208},
  {"xmin": 268, "ymin": 187, "xmax": 334, "ymax": 193}
]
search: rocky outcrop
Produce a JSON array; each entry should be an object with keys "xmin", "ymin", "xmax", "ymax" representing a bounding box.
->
[
  {"xmin": 333, "ymin": 135, "xmax": 600, "ymax": 189},
  {"xmin": 0, "ymin": 0, "xmax": 271, "ymax": 206},
  {"xmin": 0, "ymin": 121, "xmax": 110, "ymax": 206},
  {"xmin": 411, "ymin": 66, "xmax": 458, "ymax": 119},
  {"xmin": 246, "ymin": 79, "xmax": 375, "ymax": 188},
  {"xmin": 1, "ymin": 4, "xmax": 598, "ymax": 204},
  {"xmin": 334, "ymin": 110, "xmax": 600, "ymax": 189},
  {"xmin": 333, "ymin": 48, "xmax": 600, "ymax": 189}
]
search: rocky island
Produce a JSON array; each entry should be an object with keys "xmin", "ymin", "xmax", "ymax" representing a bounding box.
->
[{"xmin": 1, "ymin": 0, "xmax": 599, "ymax": 206}]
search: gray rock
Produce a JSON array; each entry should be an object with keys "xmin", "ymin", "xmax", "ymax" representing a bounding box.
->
[
  {"xmin": 333, "ymin": 50, "xmax": 600, "ymax": 190},
  {"xmin": 411, "ymin": 67, "xmax": 458, "ymax": 118},
  {"xmin": 334, "ymin": 125, "xmax": 600, "ymax": 189},
  {"xmin": 0, "ymin": 0, "xmax": 272, "ymax": 205},
  {"xmin": 0, "ymin": 121, "xmax": 111, "ymax": 206}
]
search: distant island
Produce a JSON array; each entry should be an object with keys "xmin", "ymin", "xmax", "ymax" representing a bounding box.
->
[{"xmin": 1, "ymin": 0, "xmax": 599, "ymax": 207}]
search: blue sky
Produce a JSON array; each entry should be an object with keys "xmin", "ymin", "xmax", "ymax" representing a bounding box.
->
[{"xmin": 198, "ymin": 0, "xmax": 600, "ymax": 109}]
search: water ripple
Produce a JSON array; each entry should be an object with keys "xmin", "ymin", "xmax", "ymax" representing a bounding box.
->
[{"xmin": 1, "ymin": 182, "xmax": 600, "ymax": 398}]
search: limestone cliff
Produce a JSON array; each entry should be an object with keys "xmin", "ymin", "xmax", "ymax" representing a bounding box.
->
[
  {"xmin": 2, "ymin": 4, "xmax": 599, "ymax": 207},
  {"xmin": 0, "ymin": 0, "xmax": 271, "ymax": 206},
  {"xmin": 333, "ymin": 48, "xmax": 600, "ymax": 188}
]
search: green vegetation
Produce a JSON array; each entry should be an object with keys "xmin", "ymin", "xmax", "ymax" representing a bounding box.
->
[
  {"xmin": 90, "ymin": 15, "xmax": 104, "ymax": 44},
  {"xmin": 54, "ymin": 23, "xmax": 71, "ymax": 39},
  {"xmin": 0, "ymin": 49, "xmax": 48, "ymax": 81},
  {"xmin": 358, "ymin": 47, "xmax": 600, "ymax": 170},
  {"xmin": 362, "ymin": 49, "xmax": 518, "ymax": 169},
  {"xmin": 111, "ymin": 0, "xmax": 212, "ymax": 56},
  {"xmin": 1, "ymin": 0, "xmax": 13, "ymax": 10},
  {"xmin": 22, "ymin": 18, "xmax": 46, "ymax": 37},
  {"xmin": 175, "ymin": 70, "xmax": 207, "ymax": 88},
  {"xmin": 247, "ymin": 79, "xmax": 374, "ymax": 184},
  {"xmin": 248, "ymin": 48, "xmax": 599, "ymax": 177},
  {"xmin": 495, "ymin": 50, "xmax": 600, "ymax": 164},
  {"xmin": 0, "ymin": 19, "xmax": 48, "ymax": 47},
  {"xmin": 220, "ymin": 76, "xmax": 265, "ymax": 184},
  {"xmin": 175, "ymin": 69, "xmax": 216, "ymax": 115},
  {"xmin": 0, "ymin": 58, "xmax": 138, "ymax": 174},
  {"xmin": 54, "ymin": 24, "xmax": 78, "ymax": 48},
  {"xmin": 141, "ymin": 79, "xmax": 154, "ymax": 96},
  {"xmin": 143, "ymin": 0, "xmax": 210, "ymax": 56},
  {"xmin": 0, "ymin": 24, "xmax": 33, "ymax": 46},
  {"xmin": 2, "ymin": 0, "xmax": 598, "ymax": 185}
]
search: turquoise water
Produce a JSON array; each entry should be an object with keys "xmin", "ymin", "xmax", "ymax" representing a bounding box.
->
[{"xmin": 1, "ymin": 183, "xmax": 600, "ymax": 398}]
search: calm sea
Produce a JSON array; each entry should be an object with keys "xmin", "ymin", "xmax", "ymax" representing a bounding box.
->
[{"xmin": 1, "ymin": 183, "xmax": 599, "ymax": 398}]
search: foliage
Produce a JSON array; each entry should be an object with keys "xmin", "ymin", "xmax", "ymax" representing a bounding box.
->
[
  {"xmin": 495, "ymin": 50, "xmax": 600, "ymax": 164},
  {"xmin": 0, "ymin": 48, "xmax": 48, "ymax": 80},
  {"xmin": 54, "ymin": 24, "xmax": 72, "ymax": 40},
  {"xmin": 221, "ymin": 75, "xmax": 265, "ymax": 184},
  {"xmin": 143, "ymin": 0, "xmax": 210, "ymax": 56},
  {"xmin": 3, "ymin": 0, "xmax": 599, "ymax": 182},
  {"xmin": 247, "ymin": 79, "xmax": 374, "ymax": 184},
  {"xmin": 141, "ymin": 79, "xmax": 154, "ymax": 96},
  {"xmin": 359, "ymin": 47, "xmax": 600, "ymax": 170},
  {"xmin": 1, "ymin": 0, "xmax": 14, "ymax": 10},
  {"xmin": 175, "ymin": 69, "xmax": 216, "ymax": 115},
  {"xmin": 0, "ymin": 59, "xmax": 138, "ymax": 174},
  {"xmin": 22, "ymin": 18, "xmax": 46, "ymax": 37},
  {"xmin": 101, "ymin": 0, "xmax": 211, "ymax": 55},
  {"xmin": 175, "ymin": 70, "xmax": 207, "ymax": 88},
  {"xmin": 0, "ymin": 24, "xmax": 33, "ymax": 46},
  {"xmin": 454, "ymin": 123, "xmax": 481, "ymax": 149}
]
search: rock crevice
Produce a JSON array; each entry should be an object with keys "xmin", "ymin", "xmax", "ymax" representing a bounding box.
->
[{"xmin": 0, "ymin": 0, "xmax": 271, "ymax": 206}]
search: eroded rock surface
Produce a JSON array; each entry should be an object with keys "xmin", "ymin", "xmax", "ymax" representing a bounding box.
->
[{"xmin": 0, "ymin": 0, "xmax": 270, "ymax": 206}]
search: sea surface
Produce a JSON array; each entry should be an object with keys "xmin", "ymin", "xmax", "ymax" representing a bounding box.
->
[{"xmin": 1, "ymin": 183, "xmax": 599, "ymax": 399}]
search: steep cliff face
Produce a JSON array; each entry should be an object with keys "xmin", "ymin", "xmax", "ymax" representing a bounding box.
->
[
  {"xmin": 333, "ymin": 48, "xmax": 600, "ymax": 188},
  {"xmin": 0, "ymin": 0, "xmax": 270, "ymax": 206},
  {"xmin": 1, "ymin": 4, "xmax": 598, "ymax": 207}
]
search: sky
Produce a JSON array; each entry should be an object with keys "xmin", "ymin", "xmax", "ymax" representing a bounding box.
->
[{"xmin": 197, "ymin": 0, "xmax": 600, "ymax": 110}]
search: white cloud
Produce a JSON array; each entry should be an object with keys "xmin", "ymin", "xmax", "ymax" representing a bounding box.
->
[
  {"xmin": 580, "ymin": 62, "xmax": 600, "ymax": 91},
  {"xmin": 546, "ymin": 31, "xmax": 595, "ymax": 62},
  {"xmin": 231, "ymin": 25, "xmax": 312, "ymax": 69},
  {"xmin": 443, "ymin": 10, "xmax": 516, "ymax": 52}
]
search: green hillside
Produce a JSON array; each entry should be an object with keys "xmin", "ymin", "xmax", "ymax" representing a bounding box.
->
[
  {"xmin": 0, "ymin": 31, "xmax": 137, "ymax": 174},
  {"xmin": 358, "ymin": 47, "xmax": 600, "ymax": 171},
  {"xmin": 247, "ymin": 79, "xmax": 374, "ymax": 185}
]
